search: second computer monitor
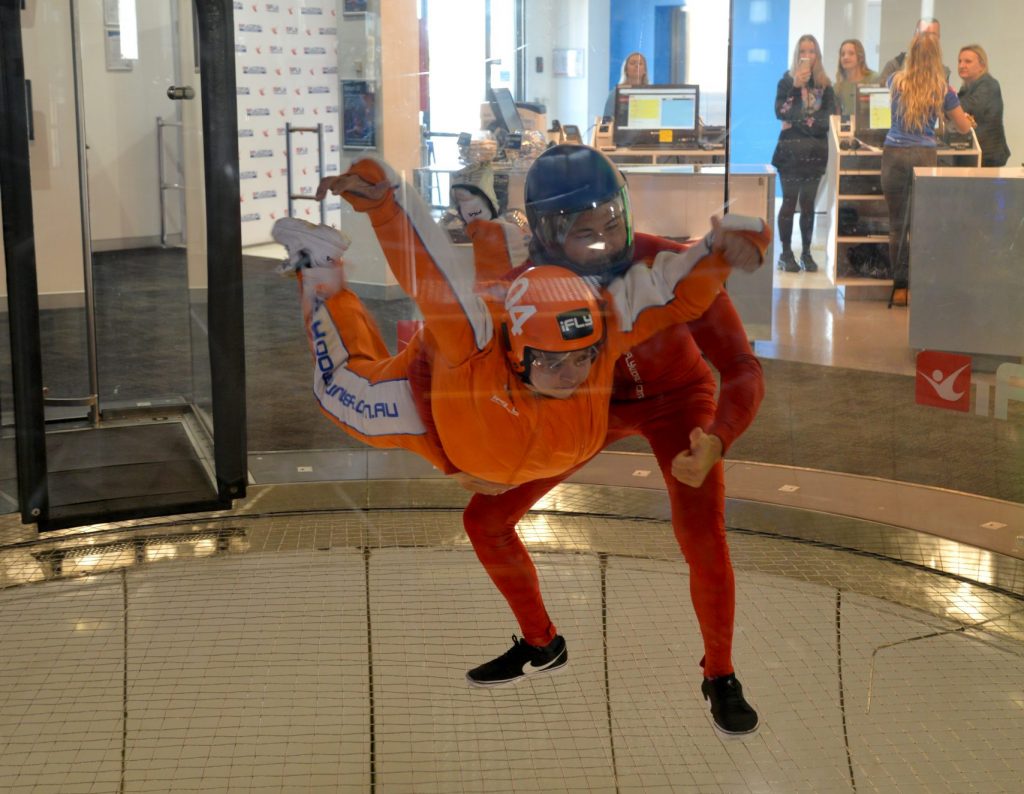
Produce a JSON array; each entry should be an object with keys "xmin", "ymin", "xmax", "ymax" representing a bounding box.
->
[
  {"xmin": 612, "ymin": 84, "xmax": 699, "ymax": 148},
  {"xmin": 854, "ymin": 85, "xmax": 891, "ymax": 147},
  {"xmin": 488, "ymin": 86, "xmax": 525, "ymax": 133}
]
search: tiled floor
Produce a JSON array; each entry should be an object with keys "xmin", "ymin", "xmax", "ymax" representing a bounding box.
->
[{"xmin": 1, "ymin": 504, "xmax": 1022, "ymax": 793}]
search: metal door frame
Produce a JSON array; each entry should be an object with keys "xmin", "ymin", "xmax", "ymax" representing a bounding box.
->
[{"xmin": 0, "ymin": 0, "xmax": 246, "ymax": 530}]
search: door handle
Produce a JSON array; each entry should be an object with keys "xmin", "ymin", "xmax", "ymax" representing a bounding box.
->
[
  {"xmin": 26, "ymin": 79, "xmax": 34, "ymax": 141},
  {"xmin": 167, "ymin": 85, "xmax": 195, "ymax": 101}
]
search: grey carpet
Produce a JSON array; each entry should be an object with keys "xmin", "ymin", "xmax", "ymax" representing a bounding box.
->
[{"xmin": 2, "ymin": 248, "xmax": 1021, "ymax": 505}]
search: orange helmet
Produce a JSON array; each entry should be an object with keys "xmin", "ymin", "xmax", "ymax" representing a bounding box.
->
[{"xmin": 502, "ymin": 265, "xmax": 605, "ymax": 377}]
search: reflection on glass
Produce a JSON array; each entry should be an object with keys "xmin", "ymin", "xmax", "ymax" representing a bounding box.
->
[
  {"xmin": 932, "ymin": 539, "xmax": 995, "ymax": 587},
  {"xmin": 517, "ymin": 514, "xmax": 559, "ymax": 546}
]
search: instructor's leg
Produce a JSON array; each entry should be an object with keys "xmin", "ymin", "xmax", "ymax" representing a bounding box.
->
[
  {"xmin": 462, "ymin": 477, "xmax": 568, "ymax": 648},
  {"xmin": 627, "ymin": 391, "xmax": 736, "ymax": 678}
]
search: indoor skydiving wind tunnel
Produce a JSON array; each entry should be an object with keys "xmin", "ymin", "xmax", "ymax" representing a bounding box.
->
[{"xmin": 2, "ymin": 0, "xmax": 1024, "ymax": 792}]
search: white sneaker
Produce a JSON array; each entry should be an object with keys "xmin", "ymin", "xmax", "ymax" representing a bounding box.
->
[{"xmin": 271, "ymin": 217, "xmax": 351, "ymax": 272}]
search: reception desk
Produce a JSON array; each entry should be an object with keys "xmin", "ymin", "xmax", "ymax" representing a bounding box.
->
[
  {"xmin": 605, "ymin": 145, "xmax": 726, "ymax": 166},
  {"xmin": 909, "ymin": 167, "xmax": 1024, "ymax": 356},
  {"xmin": 620, "ymin": 164, "xmax": 776, "ymax": 339}
]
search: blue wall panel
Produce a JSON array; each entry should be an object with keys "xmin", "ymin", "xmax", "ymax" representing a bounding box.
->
[
  {"xmin": 729, "ymin": 0, "xmax": 790, "ymax": 167},
  {"xmin": 653, "ymin": 5, "xmax": 675, "ymax": 84},
  {"xmin": 607, "ymin": 1, "xmax": 657, "ymax": 89},
  {"xmin": 607, "ymin": 0, "xmax": 790, "ymax": 166}
]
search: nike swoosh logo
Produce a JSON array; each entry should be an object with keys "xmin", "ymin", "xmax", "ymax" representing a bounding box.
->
[
  {"xmin": 920, "ymin": 363, "xmax": 970, "ymax": 401},
  {"xmin": 522, "ymin": 652, "xmax": 563, "ymax": 676}
]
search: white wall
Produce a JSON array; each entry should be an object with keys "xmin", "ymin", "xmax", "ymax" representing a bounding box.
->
[
  {"xmin": 80, "ymin": 0, "xmax": 180, "ymax": 248},
  {"xmin": 787, "ymin": 0, "xmax": 826, "ymax": 66},
  {"xmin": 3, "ymin": 0, "xmax": 186, "ymax": 303},
  {"xmin": 587, "ymin": 0, "xmax": 611, "ymax": 132},
  {"xmin": 685, "ymin": 0, "xmax": 730, "ymax": 125},
  {"xmin": 524, "ymin": 0, "xmax": 610, "ymax": 134},
  {"xmin": 2, "ymin": 0, "xmax": 87, "ymax": 305}
]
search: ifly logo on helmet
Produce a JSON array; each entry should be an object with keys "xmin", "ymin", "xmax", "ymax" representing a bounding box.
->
[{"xmin": 557, "ymin": 309, "xmax": 594, "ymax": 341}]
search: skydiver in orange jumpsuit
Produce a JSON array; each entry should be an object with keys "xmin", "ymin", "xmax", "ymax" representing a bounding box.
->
[
  {"xmin": 274, "ymin": 155, "xmax": 766, "ymax": 489},
  {"xmin": 280, "ymin": 146, "xmax": 769, "ymax": 737}
]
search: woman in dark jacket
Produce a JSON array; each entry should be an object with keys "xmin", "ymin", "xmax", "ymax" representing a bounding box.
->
[
  {"xmin": 957, "ymin": 44, "xmax": 1010, "ymax": 167},
  {"xmin": 772, "ymin": 34, "xmax": 836, "ymax": 272}
]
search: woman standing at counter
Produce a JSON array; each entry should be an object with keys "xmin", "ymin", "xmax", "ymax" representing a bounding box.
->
[
  {"xmin": 881, "ymin": 34, "xmax": 973, "ymax": 307},
  {"xmin": 834, "ymin": 39, "xmax": 877, "ymax": 116},
  {"xmin": 771, "ymin": 35, "xmax": 835, "ymax": 273},
  {"xmin": 957, "ymin": 44, "xmax": 1010, "ymax": 167}
]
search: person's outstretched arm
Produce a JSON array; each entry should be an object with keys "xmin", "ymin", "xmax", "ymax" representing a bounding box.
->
[
  {"xmin": 316, "ymin": 158, "xmax": 493, "ymax": 366},
  {"xmin": 944, "ymin": 87, "xmax": 974, "ymax": 134},
  {"xmin": 605, "ymin": 215, "xmax": 770, "ymax": 355}
]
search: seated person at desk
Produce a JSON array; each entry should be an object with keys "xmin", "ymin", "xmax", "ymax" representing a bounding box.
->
[
  {"xmin": 957, "ymin": 44, "xmax": 1011, "ymax": 167},
  {"xmin": 881, "ymin": 34, "xmax": 973, "ymax": 307},
  {"xmin": 834, "ymin": 39, "xmax": 877, "ymax": 116},
  {"xmin": 603, "ymin": 51, "xmax": 648, "ymax": 119},
  {"xmin": 878, "ymin": 17, "xmax": 950, "ymax": 85}
]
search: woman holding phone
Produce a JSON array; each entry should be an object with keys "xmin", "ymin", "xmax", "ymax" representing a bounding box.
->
[{"xmin": 771, "ymin": 35, "xmax": 835, "ymax": 273}]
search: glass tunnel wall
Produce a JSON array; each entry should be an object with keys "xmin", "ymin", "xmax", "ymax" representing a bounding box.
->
[
  {"xmin": 1, "ymin": 0, "xmax": 1021, "ymax": 536},
  {"xmin": 236, "ymin": 0, "xmax": 1023, "ymax": 499}
]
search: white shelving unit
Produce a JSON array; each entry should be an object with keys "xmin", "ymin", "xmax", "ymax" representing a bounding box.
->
[{"xmin": 823, "ymin": 116, "xmax": 980, "ymax": 300}]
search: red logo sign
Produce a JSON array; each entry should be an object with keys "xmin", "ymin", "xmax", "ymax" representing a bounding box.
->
[{"xmin": 915, "ymin": 351, "xmax": 972, "ymax": 412}]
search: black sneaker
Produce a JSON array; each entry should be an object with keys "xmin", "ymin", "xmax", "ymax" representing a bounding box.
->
[
  {"xmin": 800, "ymin": 251, "xmax": 819, "ymax": 272},
  {"xmin": 466, "ymin": 635, "xmax": 568, "ymax": 688},
  {"xmin": 701, "ymin": 674, "xmax": 759, "ymax": 736},
  {"xmin": 777, "ymin": 250, "xmax": 800, "ymax": 272}
]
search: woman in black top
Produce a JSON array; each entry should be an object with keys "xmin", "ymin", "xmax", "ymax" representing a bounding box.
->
[
  {"xmin": 771, "ymin": 35, "xmax": 836, "ymax": 272},
  {"xmin": 957, "ymin": 44, "xmax": 1010, "ymax": 167},
  {"xmin": 603, "ymin": 52, "xmax": 649, "ymax": 120}
]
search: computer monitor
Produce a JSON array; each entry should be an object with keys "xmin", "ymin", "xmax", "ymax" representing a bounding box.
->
[
  {"xmin": 612, "ymin": 84, "xmax": 699, "ymax": 148},
  {"xmin": 488, "ymin": 87, "xmax": 524, "ymax": 133},
  {"xmin": 854, "ymin": 86, "xmax": 891, "ymax": 147}
]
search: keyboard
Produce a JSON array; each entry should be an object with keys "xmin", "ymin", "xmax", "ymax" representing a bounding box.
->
[
  {"xmin": 626, "ymin": 142, "xmax": 700, "ymax": 150},
  {"xmin": 942, "ymin": 132, "xmax": 972, "ymax": 150}
]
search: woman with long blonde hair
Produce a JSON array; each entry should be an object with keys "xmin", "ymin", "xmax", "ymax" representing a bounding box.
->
[
  {"xmin": 771, "ymin": 34, "xmax": 836, "ymax": 272},
  {"xmin": 880, "ymin": 33, "xmax": 972, "ymax": 305},
  {"xmin": 603, "ymin": 51, "xmax": 649, "ymax": 118}
]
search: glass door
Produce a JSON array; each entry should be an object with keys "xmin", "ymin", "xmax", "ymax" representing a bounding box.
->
[{"xmin": 0, "ymin": 0, "xmax": 246, "ymax": 531}]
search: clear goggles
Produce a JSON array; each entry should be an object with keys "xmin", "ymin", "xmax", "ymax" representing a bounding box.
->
[
  {"xmin": 535, "ymin": 193, "xmax": 631, "ymax": 252},
  {"xmin": 529, "ymin": 345, "xmax": 601, "ymax": 373}
]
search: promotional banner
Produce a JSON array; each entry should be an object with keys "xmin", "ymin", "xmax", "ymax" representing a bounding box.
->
[{"xmin": 234, "ymin": 1, "xmax": 345, "ymax": 246}]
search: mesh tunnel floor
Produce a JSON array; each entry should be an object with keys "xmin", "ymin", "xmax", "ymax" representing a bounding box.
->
[{"xmin": 1, "ymin": 509, "xmax": 1023, "ymax": 793}]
